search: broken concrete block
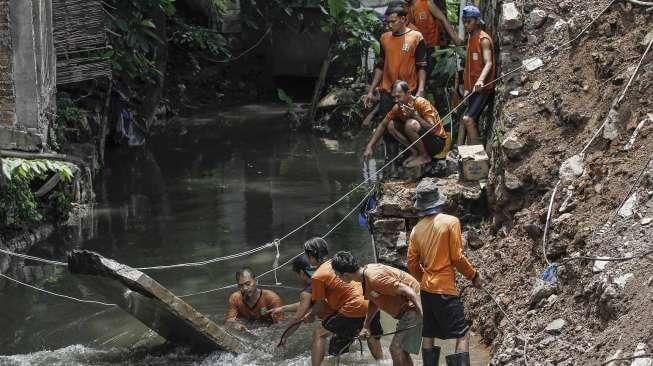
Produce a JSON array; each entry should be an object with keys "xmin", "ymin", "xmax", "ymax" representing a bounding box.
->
[
  {"xmin": 526, "ymin": 9, "xmax": 547, "ymax": 29},
  {"xmin": 618, "ymin": 193, "xmax": 638, "ymax": 218},
  {"xmin": 523, "ymin": 57, "xmax": 544, "ymax": 72},
  {"xmin": 373, "ymin": 218, "xmax": 406, "ymax": 233},
  {"xmin": 67, "ymin": 250, "xmax": 251, "ymax": 353},
  {"xmin": 592, "ymin": 257, "xmax": 610, "ymax": 273},
  {"xmin": 377, "ymin": 181, "xmax": 420, "ymax": 218},
  {"xmin": 458, "ymin": 145, "xmax": 489, "ymax": 181},
  {"xmin": 545, "ymin": 318, "xmax": 566, "ymax": 333},
  {"xmin": 613, "ymin": 273, "xmax": 633, "ymax": 289},
  {"xmin": 501, "ymin": 2, "xmax": 523, "ymax": 30},
  {"xmin": 559, "ymin": 154, "xmax": 584, "ymax": 183},
  {"xmin": 502, "ymin": 130, "xmax": 525, "ymax": 160}
]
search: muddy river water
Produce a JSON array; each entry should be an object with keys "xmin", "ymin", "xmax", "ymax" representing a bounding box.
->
[{"xmin": 0, "ymin": 127, "xmax": 489, "ymax": 365}]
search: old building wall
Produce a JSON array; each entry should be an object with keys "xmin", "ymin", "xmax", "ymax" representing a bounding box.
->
[{"xmin": 0, "ymin": 0, "xmax": 55, "ymax": 151}]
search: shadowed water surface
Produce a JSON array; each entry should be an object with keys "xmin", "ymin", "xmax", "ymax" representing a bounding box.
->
[{"xmin": 0, "ymin": 129, "xmax": 488, "ymax": 365}]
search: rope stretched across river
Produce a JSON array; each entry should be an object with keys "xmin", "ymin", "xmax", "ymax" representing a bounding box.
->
[{"xmin": 0, "ymin": 1, "xmax": 626, "ymax": 341}]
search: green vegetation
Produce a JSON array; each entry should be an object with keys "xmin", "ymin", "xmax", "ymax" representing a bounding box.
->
[
  {"xmin": 0, "ymin": 159, "xmax": 76, "ymax": 229},
  {"xmin": 320, "ymin": 0, "xmax": 382, "ymax": 55},
  {"xmin": 104, "ymin": 0, "xmax": 177, "ymax": 81}
]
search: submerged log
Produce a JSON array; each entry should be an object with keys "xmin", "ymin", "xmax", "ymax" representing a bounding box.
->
[{"xmin": 67, "ymin": 250, "xmax": 252, "ymax": 353}]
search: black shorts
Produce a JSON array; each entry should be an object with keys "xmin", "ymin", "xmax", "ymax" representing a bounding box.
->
[
  {"xmin": 464, "ymin": 90, "xmax": 492, "ymax": 122},
  {"xmin": 397, "ymin": 122, "xmax": 446, "ymax": 157},
  {"xmin": 421, "ymin": 291, "xmax": 469, "ymax": 339},
  {"xmin": 418, "ymin": 128, "xmax": 445, "ymax": 157},
  {"xmin": 323, "ymin": 312, "xmax": 383, "ymax": 340},
  {"xmin": 324, "ymin": 312, "xmax": 383, "ymax": 356}
]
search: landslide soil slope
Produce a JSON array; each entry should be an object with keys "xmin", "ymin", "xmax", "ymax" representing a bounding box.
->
[{"xmin": 461, "ymin": 1, "xmax": 652, "ymax": 365}]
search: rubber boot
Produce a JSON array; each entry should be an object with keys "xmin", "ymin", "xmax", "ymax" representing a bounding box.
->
[
  {"xmin": 421, "ymin": 346, "xmax": 441, "ymax": 366},
  {"xmin": 445, "ymin": 352, "xmax": 471, "ymax": 366}
]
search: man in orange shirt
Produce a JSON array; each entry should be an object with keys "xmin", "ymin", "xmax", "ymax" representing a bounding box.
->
[
  {"xmin": 405, "ymin": 0, "xmax": 449, "ymax": 74},
  {"xmin": 225, "ymin": 267, "xmax": 285, "ymax": 330},
  {"xmin": 303, "ymin": 237, "xmax": 384, "ymax": 365},
  {"xmin": 362, "ymin": 4, "xmax": 428, "ymax": 132},
  {"xmin": 364, "ymin": 80, "xmax": 446, "ymax": 167},
  {"xmin": 332, "ymin": 251, "xmax": 422, "ymax": 366},
  {"xmin": 459, "ymin": 6, "xmax": 495, "ymax": 145},
  {"xmin": 407, "ymin": 180, "xmax": 483, "ymax": 366}
]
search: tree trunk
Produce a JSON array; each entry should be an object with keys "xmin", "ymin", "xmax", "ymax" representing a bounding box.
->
[
  {"xmin": 308, "ymin": 42, "xmax": 334, "ymax": 125},
  {"xmin": 138, "ymin": 6, "xmax": 168, "ymax": 132}
]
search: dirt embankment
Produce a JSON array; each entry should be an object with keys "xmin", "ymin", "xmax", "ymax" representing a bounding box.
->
[{"xmin": 463, "ymin": 1, "xmax": 652, "ymax": 365}]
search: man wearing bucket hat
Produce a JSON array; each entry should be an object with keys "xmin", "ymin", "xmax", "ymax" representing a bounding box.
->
[
  {"xmin": 459, "ymin": 5, "xmax": 495, "ymax": 145},
  {"xmin": 407, "ymin": 179, "xmax": 483, "ymax": 366}
]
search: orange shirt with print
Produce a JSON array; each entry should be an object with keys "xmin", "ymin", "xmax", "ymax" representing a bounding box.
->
[
  {"xmin": 407, "ymin": 213, "xmax": 477, "ymax": 296},
  {"xmin": 409, "ymin": 0, "xmax": 442, "ymax": 47},
  {"xmin": 312, "ymin": 260, "xmax": 368, "ymax": 318},
  {"xmin": 225, "ymin": 289, "xmax": 284, "ymax": 323},
  {"xmin": 379, "ymin": 29, "xmax": 427, "ymax": 92},
  {"xmin": 385, "ymin": 96, "xmax": 447, "ymax": 139},
  {"xmin": 464, "ymin": 30, "xmax": 496, "ymax": 92},
  {"xmin": 362, "ymin": 263, "xmax": 421, "ymax": 319}
]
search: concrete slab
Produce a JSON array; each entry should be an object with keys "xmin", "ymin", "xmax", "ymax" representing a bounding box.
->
[{"xmin": 67, "ymin": 250, "xmax": 253, "ymax": 353}]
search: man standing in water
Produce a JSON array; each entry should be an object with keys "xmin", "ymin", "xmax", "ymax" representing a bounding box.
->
[
  {"xmin": 225, "ymin": 268, "xmax": 285, "ymax": 330},
  {"xmin": 407, "ymin": 180, "xmax": 482, "ymax": 366},
  {"xmin": 303, "ymin": 237, "xmax": 384, "ymax": 365},
  {"xmin": 332, "ymin": 251, "xmax": 423, "ymax": 366},
  {"xmin": 428, "ymin": 5, "xmax": 495, "ymax": 146},
  {"xmin": 363, "ymin": 80, "xmax": 446, "ymax": 167}
]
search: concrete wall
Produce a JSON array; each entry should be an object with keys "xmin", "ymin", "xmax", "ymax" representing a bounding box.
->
[
  {"xmin": 0, "ymin": 0, "xmax": 55, "ymax": 151},
  {"xmin": 0, "ymin": 0, "xmax": 16, "ymax": 129}
]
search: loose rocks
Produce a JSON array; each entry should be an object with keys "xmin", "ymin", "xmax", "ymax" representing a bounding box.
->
[
  {"xmin": 526, "ymin": 9, "xmax": 547, "ymax": 29},
  {"xmin": 545, "ymin": 318, "xmax": 566, "ymax": 334}
]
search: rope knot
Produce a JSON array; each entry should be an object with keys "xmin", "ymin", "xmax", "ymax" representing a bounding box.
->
[{"xmin": 272, "ymin": 239, "xmax": 282, "ymax": 285}]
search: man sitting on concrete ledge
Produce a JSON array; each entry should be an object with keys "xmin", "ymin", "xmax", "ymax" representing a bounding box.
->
[
  {"xmin": 225, "ymin": 267, "xmax": 284, "ymax": 330},
  {"xmin": 364, "ymin": 80, "xmax": 447, "ymax": 168}
]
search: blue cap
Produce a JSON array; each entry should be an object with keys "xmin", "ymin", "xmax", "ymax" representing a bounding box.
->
[{"xmin": 462, "ymin": 5, "xmax": 482, "ymax": 20}]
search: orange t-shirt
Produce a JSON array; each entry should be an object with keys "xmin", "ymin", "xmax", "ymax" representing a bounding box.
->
[
  {"xmin": 464, "ymin": 30, "xmax": 496, "ymax": 92},
  {"xmin": 409, "ymin": 0, "xmax": 442, "ymax": 47},
  {"xmin": 407, "ymin": 214, "xmax": 477, "ymax": 296},
  {"xmin": 362, "ymin": 263, "xmax": 421, "ymax": 319},
  {"xmin": 225, "ymin": 289, "xmax": 284, "ymax": 323},
  {"xmin": 385, "ymin": 96, "xmax": 447, "ymax": 139},
  {"xmin": 379, "ymin": 29, "xmax": 428, "ymax": 92},
  {"xmin": 312, "ymin": 260, "xmax": 368, "ymax": 318}
]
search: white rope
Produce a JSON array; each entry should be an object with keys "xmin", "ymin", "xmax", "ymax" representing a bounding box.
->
[
  {"xmin": 135, "ymin": 242, "xmax": 275, "ymax": 271},
  {"xmin": 542, "ymin": 181, "xmax": 560, "ymax": 266},
  {"xmin": 180, "ymin": 187, "xmax": 375, "ymax": 298},
  {"xmin": 0, "ymin": 248, "xmax": 68, "ymax": 267},
  {"xmin": 273, "ymin": 239, "xmax": 282, "ymax": 285},
  {"xmin": 0, "ymin": 0, "xmax": 619, "ymax": 272},
  {"xmin": 0, "ymin": 273, "xmax": 115, "ymax": 306}
]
